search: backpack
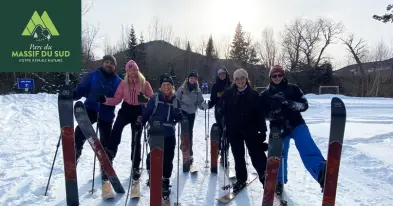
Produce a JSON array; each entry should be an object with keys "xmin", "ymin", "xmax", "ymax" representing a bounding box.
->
[{"xmin": 151, "ymin": 92, "xmax": 179, "ymax": 119}]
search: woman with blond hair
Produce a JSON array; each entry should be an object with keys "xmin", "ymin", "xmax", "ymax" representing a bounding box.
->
[
  {"xmin": 103, "ymin": 59, "xmax": 153, "ymax": 181},
  {"xmin": 175, "ymin": 71, "xmax": 207, "ymax": 164}
]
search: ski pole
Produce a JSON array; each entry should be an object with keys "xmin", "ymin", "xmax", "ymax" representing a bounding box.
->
[
  {"xmin": 125, "ymin": 127, "xmax": 139, "ymax": 206},
  {"xmin": 174, "ymin": 123, "xmax": 181, "ymax": 206},
  {"xmin": 141, "ymin": 126, "xmax": 146, "ymax": 170},
  {"xmin": 44, "ymin": 134, "xmax": 61, "ymax": 196},
  {"xmin": 90, "ymin": 107, "xmax": 100, "ymax": 194},
  {"xmin": 204, "ymin": 105, "xmax": 209, "ymax": 168}
]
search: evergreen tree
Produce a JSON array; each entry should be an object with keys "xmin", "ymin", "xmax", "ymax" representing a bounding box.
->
[
  {"xmin": 230, "ymin": 22, "xmax": 249, "ymax": 66},
  {"xmin": 127, "ymin": 25, "xmax": 138, "ymax": 62},
  {"xmin": 137, "ymin": 32, "xmax": 148, "ymax": 75},
  {"xmin": 373, "ymin": 4, "xmax": 393, "ymax": 23},
  {"xmin": 205, "ymin": 35, "xmax": 217, "ymax": 63},
  {"xmin": 248, "ymin": 46, "xmax": 260, "ymax": 65}
]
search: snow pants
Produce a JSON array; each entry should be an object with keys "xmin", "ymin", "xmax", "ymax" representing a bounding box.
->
[
  {"xmin": 182, "ymin": 111, "xmax": 196, "ymax": 156},
  {"xmin": 277, "ymin": 124, "xmax": 326, "ymax": 184},
  {"xmin": 110, "ymin": 102, "xmax": 143, "ymax": 169},
  {"xmin": 146, "ymin": 135, "xmax": 176, "ymax": 179},
  {"xmin": 228, "ymin": 130, "xmax": 267, "ymax": 183}
]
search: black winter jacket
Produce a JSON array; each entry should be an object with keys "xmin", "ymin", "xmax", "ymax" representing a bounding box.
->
[
  {"xmin": 218, "ymin": 83, "xmax": 267, "ymax": 139},
  {"xmin": 260, "ymin": 79, "xmax": 308, "ymax": 136}
]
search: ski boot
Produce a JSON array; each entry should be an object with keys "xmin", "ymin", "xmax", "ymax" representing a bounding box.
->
[
  {"xmin": 276, "ymin": 182, "xmax": 283, "ymax": 195},
  {"xmin": 318, "ymin": 161, "xmax": 327, "ymax": 192},
  {"xmin": 162, "ymin": 178, "xmax": 171, "ymax": 200},
  {"xmin": 145, "ymin": 169, "xmax": 150, "ymax": 186},
  {"xmin": 132, "ymin": 168, "xmax": 141, "ymax": 182},
  {"xmin": 232, "ymin": 179, "xmax": 247, "ymax": 194}
]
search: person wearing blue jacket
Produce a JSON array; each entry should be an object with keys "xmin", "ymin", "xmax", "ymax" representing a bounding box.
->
[
  {"xmin": 135, "ymin": 73, "xmax": 182, "ymax": 197},
  {"xmin": 72, "ymin": 54, "xmax": 122, "ymax": 182}
]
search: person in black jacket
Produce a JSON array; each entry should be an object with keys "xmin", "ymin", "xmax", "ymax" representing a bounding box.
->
[
  {"xmin": 260, "ymin": 65, "xmax": 326, "ymax": 195},
  {"xmin": 207, "ymin": 66, "xmax": 231, "ymax": 166},
  {"xmin": 217, "ymin": 68, "xmax": 268, "ymax": 193}
]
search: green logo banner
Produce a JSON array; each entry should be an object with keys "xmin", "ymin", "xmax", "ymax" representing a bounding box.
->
[{"xmin": 2, "ymin": 1, "xmax": 81, "ymax": 72}]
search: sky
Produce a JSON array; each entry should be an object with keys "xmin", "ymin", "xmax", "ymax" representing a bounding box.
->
[{"xmin": 82, "ymin": 0, "xmax": 393, "ymax": 68}]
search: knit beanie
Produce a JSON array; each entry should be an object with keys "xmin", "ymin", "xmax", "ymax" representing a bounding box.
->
[
  {"xmin": 160, "ymin": 74, "xmax": 174, "ymax": 86},
  {"xmin": 102, "ymin": 55, "xmax": 117, "ymax": 68},
  {"xmin": 233, "ymin": 68, "xmax": 248, "ymax": 79},
  {"xmin": 217, "ymin": 66, "xmax": 227, "ymax": 75},
  {"xmin": 269, "ymin": 65, "xmax": 285, "ymax": 76},
  {"xmin": 188, "ymin": 71, "xmax": 198, "ymax": 78},
  {"xmin": 125, "ymin": 60, "xmax": 139, "ymax": 73}
]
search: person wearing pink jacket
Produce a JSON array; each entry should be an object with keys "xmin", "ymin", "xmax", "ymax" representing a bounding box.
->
[{"xmin": 103, "ymin": 59, "xmax": 153, "ymax": 181}]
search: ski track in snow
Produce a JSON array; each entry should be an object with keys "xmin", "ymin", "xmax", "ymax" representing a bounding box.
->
[{"xmin": 0, "ymin": 93, "xmax": 392, "ymax": 205}]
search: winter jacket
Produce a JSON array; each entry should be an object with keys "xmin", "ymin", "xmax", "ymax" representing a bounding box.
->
[
  {"xmin": 73, "ymin": 67, "xmax": 121, "ymax": 123},
  {"xmin": 218, "ymin": 83, "xmax": 267, "ymax": 137},
  {"xmin": 104, "ymin": 78, "xmax": 154, "ymax": 106},
  {"xmin": 260, "ymin": 78, "xmax": 308, "ymax": 136},
  {"xmin": 175, "ymin": 81, "xmax": 204, "ymax": 114},
  {"xmin": 141, "ymin": 90, "xmax": 181, "ymax": 136},
  {"xmin": 208, "ymin": 68, "xmax": 231, "ymax": 109}
]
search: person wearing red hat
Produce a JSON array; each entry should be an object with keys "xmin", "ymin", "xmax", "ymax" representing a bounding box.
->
[
  {"xmin": 103, "ymin": 59, "xmax": 154, "ymax": 181},
  {"xmin": 217, "ymin": 68, "xmax": 269, "ymax": 193},
  {"xmin": 260, "ymin": 65, "xmax": 326, "ymax": 195}
]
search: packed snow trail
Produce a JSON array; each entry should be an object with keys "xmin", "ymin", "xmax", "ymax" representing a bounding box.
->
[{"xmin": 0, "ymin": 93, "xmax": 393, "ymax": 205}]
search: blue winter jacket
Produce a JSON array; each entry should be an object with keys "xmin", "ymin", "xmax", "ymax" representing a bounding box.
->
[
  {"xmin": 141, "ymin": 91, "xmax": 181, "ymax": 137},
  {"xmin": 73, "ymin": 67, "xmax": 121, "ymax": 123}
]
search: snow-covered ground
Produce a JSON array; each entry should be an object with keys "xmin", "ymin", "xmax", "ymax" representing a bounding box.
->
[{"xmin": 0, "ymin": 93, "xmax": 393, "ymax": 206}]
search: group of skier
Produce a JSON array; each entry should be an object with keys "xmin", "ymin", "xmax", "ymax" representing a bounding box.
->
[{"xmin": 71, "ymin": 54, "xmax": 328, "ymax": 198}]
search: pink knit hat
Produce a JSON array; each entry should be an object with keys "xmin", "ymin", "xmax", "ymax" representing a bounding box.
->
[{"xmin": 125, "ymin": 60, "xmax": 139, "ymax": 73}]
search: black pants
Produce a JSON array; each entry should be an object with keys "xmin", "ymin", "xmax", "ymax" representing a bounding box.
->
[
  {"xmin": 214, "ymin": 108, "xmax": 229, "ymax": 157},
  {"xmin": 228, "ymin": 130, "xmax": 267, "ymax": 182},
  {"xmin": 182, "ymin": 111, "xmax": 196, "ymax": 156},
  {"xmin": 74, "ymin": 109, "xmax": 113, "ymax": 179},
  {"xmin": 111, "ymin": 102, "xmax": 143, "ymax": 169},
  {"xmin": 146, "ymin": 135, "xmax": 176, "ymax": 179}
]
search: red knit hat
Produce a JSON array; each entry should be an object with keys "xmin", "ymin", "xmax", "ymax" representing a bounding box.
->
[{"xmin": 269, "ymin": 65, "xmax": 285, "ymax": 76}]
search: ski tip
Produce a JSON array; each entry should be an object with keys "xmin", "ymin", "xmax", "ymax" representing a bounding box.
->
[
  {"xmin": 331, "ymin": 97, "xmax": 346, "ymax": 115},
  {"xmin": 58, "ymin": 85, "xmax": 73, "ymax": 99}
]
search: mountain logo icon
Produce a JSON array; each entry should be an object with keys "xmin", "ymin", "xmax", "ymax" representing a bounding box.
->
[{"xmin": 22, "ymin": 11, "xmax": 59, "ymax": 41}]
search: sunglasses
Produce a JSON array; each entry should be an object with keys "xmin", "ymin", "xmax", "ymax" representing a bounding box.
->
[{"xmin": 271, "ymin": 74, "xmax": 284, "ymax": 78}]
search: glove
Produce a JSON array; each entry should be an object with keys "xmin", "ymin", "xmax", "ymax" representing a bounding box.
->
[
  {"xmin": 138, "ymin": 92, "xmax": 149, "ymax": 104},
  {"xmin": 262, "ymin": 142, "xmax": 269, "ymax": 151},
  {"xmin": 96, "ymin": 94, "xmax": 106, "ymax": 103},
  {"xmin": 201, "ymin": 101, "xmax": 209, "ymax": 110},
  {"xmin": 271, "ymin": 93, "xmax": 297, "ymax": 108},
  {"xmin": 258, "ymin": 131, "xmax": 267, "ymax": 142},
  {"xmin": 175, "ymin": 109, "xmax": 183, "ymax": 122},
  {"xmin": 268, "ymin": 109, "xmax": 283, "ymax": 121}
]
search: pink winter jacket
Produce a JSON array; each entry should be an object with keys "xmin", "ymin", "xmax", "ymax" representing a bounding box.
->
[{"xmin": 104, "ymin": 77, "xmax": 154, "ymax": 106}]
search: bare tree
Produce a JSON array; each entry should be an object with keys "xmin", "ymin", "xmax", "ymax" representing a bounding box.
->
[
  {"xmin": 173, "ymin": 36, "xmax": 182, "ymax": 48},
  {"xmin": 280, "ymin": 18, "xmax": 344, "ymax": 69},
  {"xmin": 342, "ymin": 34, "xmax": 369, "ymax": 96},
  {"xmin": 115, "ymin": 24, "xmax": 128, "ymax": 53},
  {"xmin": 196, "ymin": 35, "xmax": 207, "ymax": 55},
  {"xmin": 258, "ymin": 27, "xmax": 279, "ymax": 68},
  {"xmin": 218, "ymin": 34, "xmax": 231, "ymax": 61},
  {"xmin": 371, "ymin": 39, "xmax": 392, "ymax": 62},
  {"xmin": 82, "ymin": 23, "xmax": 99, "ymax": 68},
  {"xmin": 82, "ymin": 0, "xmax": 95, "ymax": 16},
  {"xmin": 315, "ymin": 18, "xmax": 344, "ymax": 67},
  {"xmin": 103, "ymin": 36, "xmax": 117, "ymax": 55},
  {"xmin": 281, "ymin": 18, "xmax": 304, "ymax": 70}
]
